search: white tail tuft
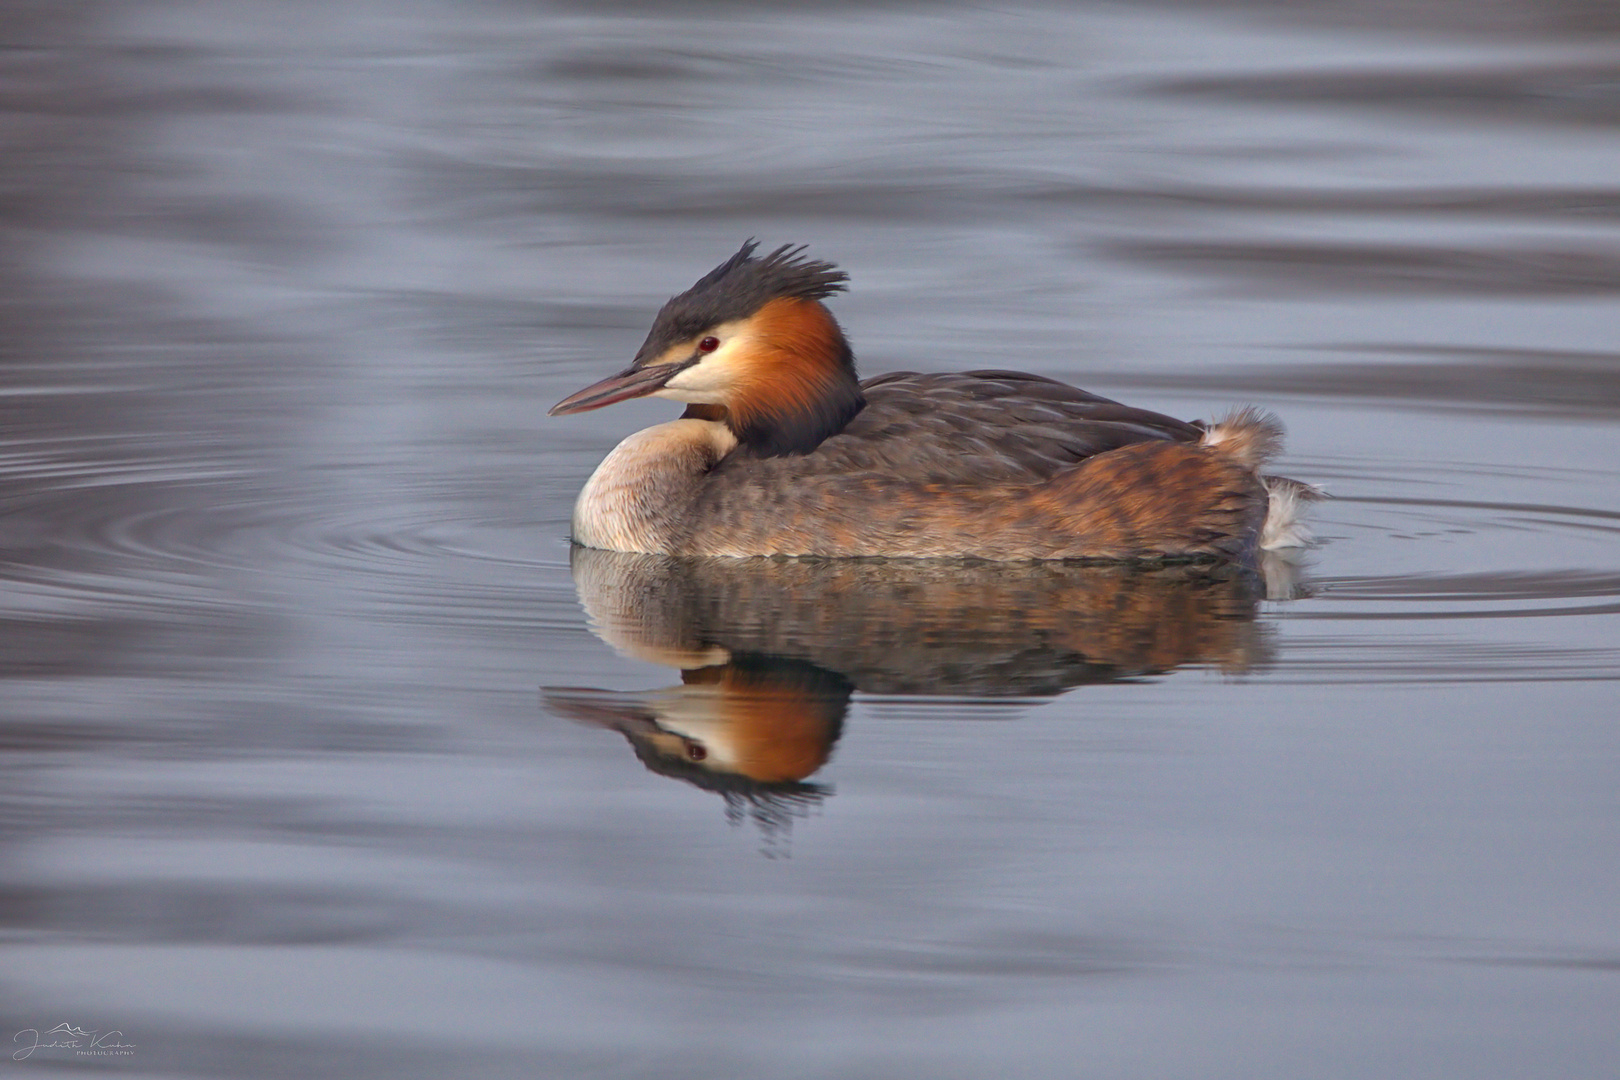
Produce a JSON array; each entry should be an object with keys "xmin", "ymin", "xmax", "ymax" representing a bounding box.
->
[
  {"xmin": 1200, "ymin": 406, "xmax": 1285, "ymax": 469},
  {"xmin": 1260, "ymin": 475, "xmax": 1324, "ymax": 550}
]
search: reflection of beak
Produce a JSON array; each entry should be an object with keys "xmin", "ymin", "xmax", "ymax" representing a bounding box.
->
[
  {"xmin": 548, "ymin": 361, "xmax": 690, "ymax": 415},
  {"xmin": 541, "ymin": 687, "xmax": 657, "ymax": 730}
]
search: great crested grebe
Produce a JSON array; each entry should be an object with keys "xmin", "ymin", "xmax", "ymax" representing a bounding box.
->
[{"xmin": 550, "ymin": 242, "xmax": 1316, "ymax": 561}]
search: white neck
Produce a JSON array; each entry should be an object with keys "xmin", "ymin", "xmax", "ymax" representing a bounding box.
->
[{"xmin": 572, "ymin": 419, "xmax": 738, "ymax": 554}]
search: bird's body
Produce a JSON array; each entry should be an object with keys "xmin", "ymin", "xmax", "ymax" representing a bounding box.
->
[{"xmin": 552, "ymin": 243, "xmax": 1314, "ymax": 562}]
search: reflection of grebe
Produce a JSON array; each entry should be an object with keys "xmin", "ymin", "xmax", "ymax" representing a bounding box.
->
[
  {"xmin": 549, "ymin": 554, "xmax": 1291, "ymax": 847},
  {"xmin": 551, "ymin": 242, "xmax": 1316, "ymax": 561}
]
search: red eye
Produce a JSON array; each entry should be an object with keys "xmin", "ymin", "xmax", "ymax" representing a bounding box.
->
[
  {"xmin": 686, "ymin": 742, "xmax": 707, "ymax": 761},
  {"xmin": 698, "ymin": 336, "xmax": 720, "ymax": 353}
]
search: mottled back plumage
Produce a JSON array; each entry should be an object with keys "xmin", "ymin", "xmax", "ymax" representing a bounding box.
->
[
  {"xmin": 677, "ymin": 369, "xmax": 1266, "ymax": 560},
  {"xmin": 819, "ymin": 370, "xmax": 1202, "ymax": 483}
]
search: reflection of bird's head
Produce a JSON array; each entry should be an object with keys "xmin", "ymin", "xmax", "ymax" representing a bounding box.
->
[
  {"xmin": 549, "ymin": 241, "xmax": 864, "ymax": 457},
  {"xmin": 545, "ymin": 655, "xmax": 850, "ymax": 792}
]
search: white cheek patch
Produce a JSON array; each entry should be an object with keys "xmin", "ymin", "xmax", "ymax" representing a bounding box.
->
[
  {"xmin": 653, "ymin": 697, "xmax": 743, "ymax": 769},
  {"xmin": 660, "ymin": 355, "xmax": 734, "ymax": 393},
  {"xmin": 652, "ymin": 332, "xmax": 748, "ymax": 403}
]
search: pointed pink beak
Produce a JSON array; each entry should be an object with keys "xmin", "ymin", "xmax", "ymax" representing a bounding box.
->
[{"xmin": 548, "ymin": 361, "xmax": 688, "ymax": 416}]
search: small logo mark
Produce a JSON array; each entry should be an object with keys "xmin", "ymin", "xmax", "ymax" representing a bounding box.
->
[{"xmin": 13, "ymin": 1023, "xmax": 136, "ymax": 1061}]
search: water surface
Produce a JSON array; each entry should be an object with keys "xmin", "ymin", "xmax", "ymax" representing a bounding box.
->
[{"xmin": 2, "ymin": 2, "xmax": 1618, "ymax": 1076}]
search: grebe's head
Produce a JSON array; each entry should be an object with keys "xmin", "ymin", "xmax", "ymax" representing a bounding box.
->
[{"xmin": 549, "ymin": 241, "xmax": 865, "ymax": 456}]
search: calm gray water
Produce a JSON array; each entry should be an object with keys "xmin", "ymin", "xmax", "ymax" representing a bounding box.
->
[{"xmin": 3, "ymin": 2, "xmax": 1618, "ymax": 1076}]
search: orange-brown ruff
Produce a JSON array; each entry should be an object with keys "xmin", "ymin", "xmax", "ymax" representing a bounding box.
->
[{"xmin": 551, "ymin": 242, "xmax": 1316, "ymax": 561}]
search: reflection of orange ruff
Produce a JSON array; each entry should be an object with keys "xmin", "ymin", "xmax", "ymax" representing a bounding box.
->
[
  {"xmin": 551, "ymin": 241, "xmax": 1316, "ymax": 561},
  {"xmin": 675, "ymin": 664, "xmax": 842, "ymax": 784}
]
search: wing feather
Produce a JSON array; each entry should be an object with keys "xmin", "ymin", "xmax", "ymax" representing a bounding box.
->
[{"xmin": 712, "ymin": 370, "xmax": 1200, "ymax": 487}]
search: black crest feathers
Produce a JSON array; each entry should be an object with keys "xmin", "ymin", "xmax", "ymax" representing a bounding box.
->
[
  {"xmin": 634, "ymin": 241, "xmax": 849, "ymax": 364},
  {"xmin": 690, "ymin": 240, "xmax": 848, "ymax": 307}
]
